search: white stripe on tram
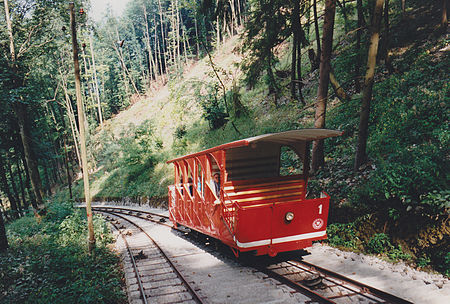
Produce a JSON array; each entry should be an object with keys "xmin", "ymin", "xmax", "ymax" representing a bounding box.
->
[{"xmin": 235, "ymin": 230, "xmax": 326, "ymax": 248}]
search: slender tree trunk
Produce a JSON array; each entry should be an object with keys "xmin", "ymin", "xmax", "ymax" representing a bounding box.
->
[
  {"xmin": 383, "ymin": 0, "xmax": 393, "ymax": 73},
  {"xmin": 158, "ymin": 0, "xmax": 168, "ymax": 75},
  {"xmin": 143, "ymin": 4, "xmax": 157, "ymax": 83},
  {"xmin": 69, "ymin": 3, "xmax": 95, "ymax": 252},
  {"xmin": 354, "ymin": 0, "xmax": 385, "ymax": 171},
  {"xmin": 0, "ymin": 208, "xmax": 7, "ymax": 252},
  {"xmin": 155, "ymin": 14, "xmax": 164, "ymax": 76},
  {"xmin": 114, "ymin": 27, "xmax": 139, "ymax": 95},
  {"xmin": 6, "ymin": 160, "xmax": 22, "ymax": 216},
  {"xmin": 291, "ymin": 1, "xmax": 299, "ymax": 100},
  {"xmin": 313, "ymin": 0, "xmax": 321, "ymax": 60},
  {"xmin": 14, "ymin": 103, "xmax": 44, "ymax": 208},
  {"xmin": 312, "ymin": 0, "xmax": 336, "ymax": 172},
  {"xmin": 63, "ymin": 137, "xmax": 73, "ymax": 200},
  {"xmin": 194, "ymin": 17, "xmax": 200, "ymax": 57},
  {"xmin": 60, "ymin": 74, "xmax": 82, "ymax": 168},
  {"xmin": 89, "ymin": 35, "xmax": 103, "ymax": 126},
  {"xmin": 329, "ymin": 70, "xmax": 350, "ymax": 101},
  {"xmin": 15, "ymin": 152, "xmax": 28, "ymax": 209},
  {"xmin": 296, "ymin": 32, "xmax": 305, "ymax": 103},
  {"xmin": 216, "ymin": 13, "xmax": 221, "ymax": 49},
  {"xmin": 175, "ymin": 0, "xmax": 181, "ymax": 64},
  {"xmin": 441, "ymin": 0, "xmax": 448, "ymax": 29},
  {"xmin": 0, "ymin": 155, "xmax": 19, "ymax": 219},
  {"xmin": 355, "ymin": 0, "xmax": 364, "ymax": 93}
]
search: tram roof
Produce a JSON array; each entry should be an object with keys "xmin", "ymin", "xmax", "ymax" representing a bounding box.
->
[{"xmin": 167, "ymin": 129, "xmax": 343, "ymax": 164}]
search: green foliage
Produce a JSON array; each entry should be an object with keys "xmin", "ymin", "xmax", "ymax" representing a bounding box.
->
[
  {"xmin": 1, "ymin": 201, "xmax": 125, "ymax": 303},
  {"xmin": 416, "ymin": 255, "xmax": 431, "ymax": 268},
  {"xmin": 420, "ymin": 190, "xmax": 450, "ymax": 215},
  {"xmin": 387, "ymin": 245, "xmax": 412, "ymax": 261},
  {"xmin": 367, "ymin": 233, "xmax": 392, "ymax": 254},
  {"xmin": 326, "ymin": 223, "xmax": 359, "ymax": 249},
  {"xmin": 196, "ymin": 82, "xmax": 229, "ymax": 130},
  {"xmin": 366, "ymin": 233, "xmax": 411, "ymax": 261},
  {"xmin": 436, "ymin": 251, "xmax": 450, "ymax": 277}
]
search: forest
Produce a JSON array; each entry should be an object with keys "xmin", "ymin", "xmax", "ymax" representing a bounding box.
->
[{"xmin": 0, "ymin": 0, "xmax": 448, "ymax": 301}]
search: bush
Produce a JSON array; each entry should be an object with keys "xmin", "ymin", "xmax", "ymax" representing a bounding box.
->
[
  {"xmin": 326, "ymin": 223, "xmax": 359, "ymax": 249},
  {"xmin": 367, "ymin": 233, "xmax": 393, "ymax": 254}
]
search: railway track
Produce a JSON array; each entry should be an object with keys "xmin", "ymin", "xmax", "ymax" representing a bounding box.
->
[
  {"xmin": 92, "ymin": 206, "xmax": 413, "ymax": 304},
  {"xmin": 98, "ymin": 210, "xmax": 206, "ymax": 304}
]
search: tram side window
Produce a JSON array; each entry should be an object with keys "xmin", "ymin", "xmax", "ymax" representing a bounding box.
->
[
  {"xmin": 197, "ymin": 162, "xmax": 204, "ymax": 197},
  {"xmin": 208, "ymin": 155, "xmax": 221, "ymax": 198},
  {"xmin": 176, "ymin": 165, "xmax": 183, "ymax": 194},
  {"xmin": 279, "ymin": 146, "xmax": 303, "ymax": 176},
  {"xmin": 187, "ymin": 166, "xmax": 194, "ymax": 196}
]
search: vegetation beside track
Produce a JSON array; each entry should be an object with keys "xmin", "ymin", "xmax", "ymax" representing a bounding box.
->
[{"xmin": 0, "ymin": 201, "xmax": 126, "ymax": 303}]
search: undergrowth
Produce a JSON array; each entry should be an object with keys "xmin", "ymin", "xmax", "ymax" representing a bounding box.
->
[{"xmin": 0, "ymin": 201, "xmax": 126, "ymax": 303}]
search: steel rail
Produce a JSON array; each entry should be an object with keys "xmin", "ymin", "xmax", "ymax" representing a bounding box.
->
[
  {"xmin": 290, "ymin": 260, "xmax": 414, "ymax": 304},
  {"xmin": 107, "ymin": 218, "xmax": 148, "ymax": 304},
  {"xmin": 98, "ymin": 210, "xmax": 207, "ymax": 304},
  {"xmin": 92, "ymin": 206, "xmax": 171, "ymax": 225},
  {"xmin": 256, "ymin": 266, "xmax": 336, "ymax": 304}
]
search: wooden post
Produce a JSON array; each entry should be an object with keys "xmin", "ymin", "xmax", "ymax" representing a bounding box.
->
[{"xmin": 69, "ymin": 2, "xmax": 95, "ymax": 252}]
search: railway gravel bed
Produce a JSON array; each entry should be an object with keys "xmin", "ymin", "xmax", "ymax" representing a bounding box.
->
[
  {"xmin": 98, "ymin": 207, "xmax": 317, "ymax": 304},
  {"xmin": 89, "ymin": 204, "xmax": 449, "ymax": 303}
]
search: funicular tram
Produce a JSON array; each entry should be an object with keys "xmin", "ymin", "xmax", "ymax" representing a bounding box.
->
[{"xmin": 167, "ymin": 129, "xmax": 342, "ymax": 257}]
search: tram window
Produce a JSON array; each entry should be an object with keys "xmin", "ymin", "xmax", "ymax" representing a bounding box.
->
[
  {"xmin": 279, "ymin": 146, "xmax": 303, "ymax": 176},
  {"xmin": 208, "ymin": 155, "xmax": 221, "ymax": 197},
  {"xmin": 197, "ymin": 162, "xmax": 204, "ymax": 197},
  {"xmin": 187, "ymin": 166, "xmax": 194, "ymax": 196}
]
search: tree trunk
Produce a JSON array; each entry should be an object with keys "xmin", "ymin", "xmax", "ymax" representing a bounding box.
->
[
  {"xmin": 312, "ymin": 0, "xmax": 336, "ymax": 172},
  {"xmin": 355, "ymin": 0, "xmax": 364, "ymax": 93},
  {"xmin": 89, "ymin": 35, "xmax": 103, "ymax": 126},
  {"xmin": 297, "ymin": 13, "xmax": 306, "ymax": 104},
  {"xmin": 158, "ymin": 0, "xmax": 168, "ymax": 75},
  {"xmin": 69, "ymin": 3, "xmax": 95, "ymax": 252},
  {"xmin": 155, "ymin": 14, "xmax": 164, "ymax": 76},
  {"xmin": 313, "ymin": 0, "xmax": 321, "ymax": 60},
  {"xmin": 194, "ymin": 17, "xmax": 200, "ymax": 57},
  {"xmin": 383, "ymin": 0, "xmax": 393, "ymax": 73},
  {"xmin": 0, "ymin": 155, "xmax": 19, "ymax": 219},
  {"xmin": 0, "ymin": 208, "xmax": 7, "ymax": 252},
  {"xmin": 329, "ymin": 70, "xmax": 350, "ymax": 101},
  {"xmin": 63, "ymin": 137, "xmax": 73, "ymax": 200},
  {"xmin": 6, "ymin": 160, "xmax": 22, "ymax": 216},
  {"xmin": 14, "ymin": 103, "xmax": 44, "ymax": 208},
  {"xmin": 354, "ymin": 0, "xmax": 385, "ymax": 171},
  {"xmin": 291, "ymin": 1, "xmax": 299, "ymax": 100},
  {"xmin": 15, "ymin": 151, "xmax": 28, "ymax": 210},
  {"xmin": 337, "ymin": 0, "xmax": 349, "ymax": 32},
  {"xmin": 441, "ymin": 0, "xmax": 448, "ymax": 30},
  {"xmin": 114, "ymin": 27, "xmax": 139, "ymax": 95}
]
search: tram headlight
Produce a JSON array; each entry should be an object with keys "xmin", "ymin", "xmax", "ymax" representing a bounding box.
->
[{"xmin": 285, "ymin": 211, "xmax": 294, "ymax": 223}]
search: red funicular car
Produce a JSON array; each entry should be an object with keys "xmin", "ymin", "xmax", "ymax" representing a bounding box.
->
[{"xmin": 167, "ymin": 129, "xmax": 342, "ymax": 257}]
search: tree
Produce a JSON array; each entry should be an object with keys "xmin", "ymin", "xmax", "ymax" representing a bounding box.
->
[
  {"xmin": 441, "ymin": 0, "xmax": 447, "ymax": 30},
  {"xmin": 0, "ymin": 207, "xmax": 7, "ymax": 252},
  {"xmin": 354, "ymin": 0, "xmax": 385, "ymax": 171},
  {"xmin": 2, "ymin": 0, "xmax": 55, "ymax": 212},
  {"xmin": 311, "ymin": 0, "xmax": 336, "ymax": 172},
  {"xmin": 69, "ymin": 2, "xmax": 95, "ymax": 252}
]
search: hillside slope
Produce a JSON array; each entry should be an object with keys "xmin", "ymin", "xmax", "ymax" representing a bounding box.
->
[{"xmin": 63, "ymin": 1, "xmax": 449, "ymax": 276}]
